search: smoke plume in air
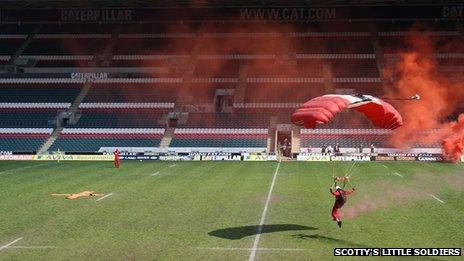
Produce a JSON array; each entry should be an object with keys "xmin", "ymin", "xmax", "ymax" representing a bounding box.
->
[
  {"xmin": 344, "ymin": 170, "xmax": 464, "ymax": 219},
  {"xmin": 385, "ymin": 29, "xmax": 464, "ymax": 161}
]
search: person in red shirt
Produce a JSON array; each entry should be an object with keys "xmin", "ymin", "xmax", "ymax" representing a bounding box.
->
[
  {"xmin": 330, "ymin": 185, "xmax": 355, "ymax": 228},
  {"xmin": 114, "ymin": 149, "xmax": 121, "ymax": 168}
]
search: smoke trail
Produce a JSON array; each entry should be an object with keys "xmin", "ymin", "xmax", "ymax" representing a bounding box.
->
[
  {"xmin": 441, "ymin": 115, "xmax": 464, "ymax": 162},
  {"xmin": 385, "ymin": 28, "xmax": 464, "ymax": 161},
  {"xmin": 344, "ymin": 170, "xmax": 464, "ymax": 219}
]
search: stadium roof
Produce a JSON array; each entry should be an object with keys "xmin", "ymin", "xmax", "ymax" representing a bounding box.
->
[{"xmin": 0, "ymin": 0, "xmax": 463, "ymax": 8}]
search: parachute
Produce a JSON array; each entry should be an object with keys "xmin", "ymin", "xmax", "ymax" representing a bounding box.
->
[{"xmin": 291, "ymin": 94, "xmax": 403, "ymax": 130}]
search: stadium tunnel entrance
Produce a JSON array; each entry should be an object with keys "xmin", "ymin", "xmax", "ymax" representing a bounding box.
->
[{"xmin": 276, "ymin": 124, "xmax": 292, "ymax": 158}]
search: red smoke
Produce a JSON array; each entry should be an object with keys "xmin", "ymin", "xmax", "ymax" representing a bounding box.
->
[
  {"xmin": 441, "ymin": 115, "xmax": 464, "ymax": 162},
  {"xmin": 386, "ymin": 29, "xmax": 464, "ymax": 161},
  {"xmin": 344, "ymin": 171, "xmax": 464, "ymax": 219}
]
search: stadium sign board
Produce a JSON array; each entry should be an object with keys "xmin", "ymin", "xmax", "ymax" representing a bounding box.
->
[
  {"xmin": 394, "ymin": 156, "xmax": 417, "ymax": 161},
  {"xmin": 243, "ymin": 154, "xmax": 268, "ymax": 161},
  {"xmin": 417, "ymin": 154, "xmax": 443, "ymax": 162},
  {"xmin": 200, "ymin": 155, "xmax": 241, "ymax": 161},
  {"xmin": 0, "ymin": 154, "xmax": 34, "ymax": 160},
  {"xmin": 297, "ymin": 154, "xmax": 331, "ymax": 161},
  {"xmin": 159, "ymin": 155, "xmax": 192, "ymax": 161},
  {"xmin": 307, "ymin": 154, "xmax": 330, "ymax": 161},
  {"xmin": 3, "ymin": 6, "xmax": 464, "ymax": 23},
  {"xmin": 33, "ymin": 154, "xmax": 113, "ymax": 161},
  {"xmin": 267, "ymin": 155, "xmax": 278, "ymax": 161},
  {"xmin": 331, "ymin": 155, "xmax": 371, "ymax": 161},
  {"xmin": 189, "ymin": 152, "xmax": 242, "ymax": 161},
  {"xmin": 373, "ymin": 156, "xmax": 395, "ymax": 161},
  {"xmin": 120, "ymin": 155, "xmax": 159, "ymax": 160}
]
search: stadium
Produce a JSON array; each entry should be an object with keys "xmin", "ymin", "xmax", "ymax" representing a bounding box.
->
[{"xmin": 0, "ymin": 0, "xmax": 463, "ymax": 260}]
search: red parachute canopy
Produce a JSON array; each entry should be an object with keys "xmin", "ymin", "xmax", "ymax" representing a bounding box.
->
[{"xmin": 291, "ymin": 94, "xmax": 403, "ymax": 130}]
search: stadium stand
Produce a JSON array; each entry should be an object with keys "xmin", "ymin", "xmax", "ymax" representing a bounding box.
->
[
  {"xmin": 300, "ymin": 129, "xmax": 391, "ymax": 148},
  {"xmin": 83, "ymin": 83, "xmax": 180, "ymax": 103},
  {"xmin": 0, "ymin": 18, "xmax": 456, "ymax": 153},
  {"xmin": 50, "ymin": 128, "xmax": 164, "ymax": 152},
  {"xmin": 0, "ymin": 128, "xmax": 52, "ymax": 152},
  {"xmin": 0, "ymin": 108, "xmax": 57, "ymax": 128},
  {"xmin": 71, "ymin": 108, "xmax": 168, "ymax": 128},
  {"xmin": 23, "ymin": 39, "xmax": 105, "ymax": 55},
  {"xmin": 170, "ymin": 128, "xmax": 267, "ymax": 148},
  {"xmin": 0, "ymin": 83, "xmax": 81, "ymax": 103}
]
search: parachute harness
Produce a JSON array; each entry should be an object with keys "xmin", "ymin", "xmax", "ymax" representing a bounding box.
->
[{"xmin": 332, "ymin": 161, "xmax": 355, "ymax": 189}]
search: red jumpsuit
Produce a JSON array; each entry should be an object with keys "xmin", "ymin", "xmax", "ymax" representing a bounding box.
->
[
  {"xmin": 330, "ymin": 188, "xmax": 354, "ymax": 221},
  {"xmin": 114, "ymin": 150, "xmax": 120, "ymax": 168}
]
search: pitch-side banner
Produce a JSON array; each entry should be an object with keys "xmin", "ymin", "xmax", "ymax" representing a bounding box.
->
[
  {"xmin": 331, "ymin": 155, "xmax": 371, "ymax": 161},
  {"xmin": 120, "ymin": 155, "xmax": 159, "ymax": 160},
  {"xmin": 2, "ymin": 6, "xmax": 463, "ymax": 23},
  {"xmin": 243, "ymin": 154, "xmax": 268, "ymax": 161},
  {"xmin": 0, "ymin": 155, "xmax": 34, "ymax": 160},
  {"xmin": 297, "ymin": 154, "xmax": 330, "ymax": 161},
  {"xmin": 33, "ymin": 154, "xmax": 113, "ymax": 161}
]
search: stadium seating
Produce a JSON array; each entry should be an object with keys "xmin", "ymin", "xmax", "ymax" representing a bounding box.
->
[
  {"xmin": 72, "ymin": 108, "xmax": 168, "ymax": 128},
  {"xmin": 170, "ymin": 128, "xmax": 267, "ymax": 148},
  {"xmin": 50, "ymin": 128, "xmax": 164, "ymax": 152},
  {"xmin": 24, "ymin": 39, "xmax": 105, "ymax": 55},
  {"xmin": 113, "ymin": 38, "xmax": 194, "ymax": 55},
  {"xmin": 244, "ymin": 83, "xmax": 325, "ymax": 103},
  {"xmin": 0, "ymin": 84, "xmax": 82, "ymax": 103},
  {"xmin": 185, "ymin": 112, "xmax": 274, "ymax": 128},
  {"xmin": 194, "ymin": 60, "xmax": 241, "ymax": 78},
  {"xmin": 0, "ymin": 128, "xmax": 52, "ymax": 152},
  {"xmin": 0, "ymin": 108, "xmax": 57, "ymax": 128},
  {"xmin": 0, "ymin": 20, "xmax": 454, "ymax": 152},
  {"xmin": 0, "ymin": 39, "xmax": 23, "ymax": 55},
  {"xmin": 331, "ymin": 59, "xmax": 379, "ymax": 77},
  {"xmin": 83, "ymin": 83, "xmax": 180, "ymax": 103},
  {"xmin": 300, "ymin": 129, "xmax": 391, "ymax": 148}
]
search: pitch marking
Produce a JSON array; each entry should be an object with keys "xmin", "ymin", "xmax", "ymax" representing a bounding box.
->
[
  {"xmin": 393, "ymin": 172, "xmax": 403, "ymax": 177},
  {"xmin": 0, "ymin": 237, "xmax": 23, "ymax": 251},
  {"xmin": 249, "ymin": 162, "xmax": 281, "ymax": 261},
  {"xmin": 8, "ymin": 246, "xmax": 56, "ymax": 249},
  {"xmin": 96, "ymin": 193, "xmax": 113, "ymax": 202},
  {"xmin": 0, "ymin": 163, "xmax": 51, "ymax": 175},
  {"xmin": 169, "ymin": 164, "xmax": 176, "ymax": 168},
  {"xmin": 430, "ymin": 194, "xmax": 444, "ymax": 203},
  {"xmin": 381, "ymin": 164, "xmax": 388, "ymax": 169},
  {"xmin": 150, "ymin": 171, "xmax": 160, "ymax": 176},
  {"xmin": 197, "ymin": 247, "xmax": 309, "ymax": 252}
]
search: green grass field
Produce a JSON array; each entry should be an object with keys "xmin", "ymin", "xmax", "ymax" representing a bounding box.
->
[{"xmin": 0, "ymin": 160, "xmax": 463, "ymax": 260}]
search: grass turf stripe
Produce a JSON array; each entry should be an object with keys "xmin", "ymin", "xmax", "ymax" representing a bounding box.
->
[
  {"xmin": 0, "ymin": 237, "xmax": 23, "ymax": 251},
  {"xmin": 249, "ymin": 162, "xmax": 281, "ymax": 261}
]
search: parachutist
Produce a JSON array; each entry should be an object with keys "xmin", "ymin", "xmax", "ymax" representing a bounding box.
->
[{"xmin": 330, "ymin": 186, "xmax": 355, "ymax": 228}]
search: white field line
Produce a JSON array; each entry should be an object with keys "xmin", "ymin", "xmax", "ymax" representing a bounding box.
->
[
  {"xmin": 249, "ymin": 162, "xmax": 281, "ymax": 261},
  {"xmin": 0, "ymin": 163, "xmax": 51, "ymax": 175},
  {"xmin": 380, "ymin": 164, "xmax": 402, "ymax": 178},
  {"xmin": 430, "ymin": 194, "xmax": 445, "ymax": 203},
  {"xmin": 8, "ymin": 246, "xmax": 56, "ymax": 249},
  {"xmin": 0, "ymin": 237, "xmax": 23, "ymax": 251},
  {"xmin": 149, "ymin": 163, "xmax": 178, "ymax": 176},
  {"xmin": 96, "ymin": 193, "xmax": 113, "ymax": 202},
  {"xmin": 196, "ymin": 247, "xmax": 309, "ymax": 252},
  {"xmin": 380, "ymin": 167, "xmax": 443, "ymax": 204}
]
